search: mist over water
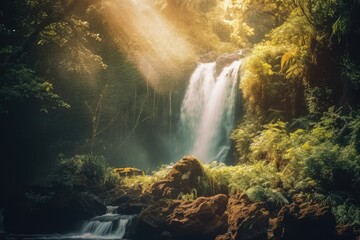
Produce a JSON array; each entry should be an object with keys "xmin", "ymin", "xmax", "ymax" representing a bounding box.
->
[{"xmin": 179, "ymin": 60, "xmax": 242, "ymax": 162}]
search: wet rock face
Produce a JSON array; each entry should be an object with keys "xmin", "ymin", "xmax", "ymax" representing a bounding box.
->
[
  {"xmin": 227, "ymin": 193, "xmax": 270, "ymax": 240},
  {"xmin": 215, "ymin": 52, "xmax": 243, "ymax": 74},
  {"xmin": 138, "ymin": 194, "xmax": 229, "ymax": 240},
  {"xmin": 150, "ymin": 156, "xmax": 210, "ymax": 199},
  {"xmin": 271, "ymin": 200, "xmax": 337, "ymax": 240}
]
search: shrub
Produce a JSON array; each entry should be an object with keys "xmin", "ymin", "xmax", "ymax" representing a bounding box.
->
[
  {"xmin": 120, "ymin": 164, "xmax": 171, "ymax": 193},
  {"xmin": 50, "ymin": 154, "xmax": 107, "ymax": 188},
  {"xmin": 232, "ymin": 108, "xmax": 360, "ymax": 197},
  {"xmin": 332, "ymin": 203, "xmax": 360, "ymax": 226},
  {"xmin": 231, "ymin": 119, "xmax": 261, "ymax": 163}
]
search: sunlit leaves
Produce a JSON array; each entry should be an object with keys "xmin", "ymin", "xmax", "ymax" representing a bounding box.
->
[
  {"xmin": 39, "ymin": 18, "xmax": 101, "ymax": 47},
  {"xmin": 240, "ymin": 45, "xmax": 288, "ymax": 116},
  {"xmin": 280, "ymin": 50, "xmax": 297, "ymax": 71},
  {"xmin": 232, "ymin": 106, "xmax": 360, "ymax": 197},
  {"xmin": 250, "ymin": 121, "xmax": 289, "ymax": 166},
  {"xmin": 59, "ymin": 45, "xmax": 108, "ymax": 74},
  {"xmin": 231, "ymin": 120, "xmax": 261, "ymax": 163},
  {"xmin": 239, "ymin": 7, "xmax": 316, "ymax": 118}
]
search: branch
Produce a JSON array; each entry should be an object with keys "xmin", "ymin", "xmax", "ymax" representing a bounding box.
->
[
  {"xmin": 8, "ymin": 0, "xmax": 81, "ymax": 62},
  {"xmin": 119, "ymin": 116, "xmax": 151, "ymax": 147},
  {"xmin": 297, "ymin": 0, "xmax": 317, "ymax": 27},
  {"xmin": 119, "ymin": 97, "xmax": 150, "ymax": 147}
]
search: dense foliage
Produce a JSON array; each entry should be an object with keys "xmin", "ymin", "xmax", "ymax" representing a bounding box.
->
[
  {"xmin": 1, "ymin": 0, "xmax": 360, "ymax": 227},
  {"xmin": 230, "ymin": 0, "xmax": 360, "ymax": 225},
  {"xmin": 50, "ymin": 154, "xmax": 108, "ymax": 189}
]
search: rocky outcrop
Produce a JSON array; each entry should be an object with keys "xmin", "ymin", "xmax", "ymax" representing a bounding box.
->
[
  {"xmin": 271, "ymin": 199, "xmax": 337, "ymax": 240},
  {"xmin": 336, "ymin": 224, "xmax": 360, "ymax": 240},
  {"xmin": 4, "ymin": 189, "xmax": 106, "ymax": 234},
  {"xmin": 227, "ymin": 193, "xmax": 270, "ymax": 240},
  {"xmin": 138, "ymin": 194, "xmax": 229, "ymax": 240},
  {"xmin": 215, "ymin": 52, "xmax": 243, "ymax": 74},
  {"xmin": 150, "ymin": 156, "xmax": 213, "ymax": 199},
  {"xmin": 110, "ymin": 193, "xmax": 152, "ymax": 215},
  {"xmin": 216, "ymin": 233, "xmax": 232, "ymax": 240}
]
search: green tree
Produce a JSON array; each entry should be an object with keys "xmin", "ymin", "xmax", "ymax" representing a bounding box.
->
[{"xmin": 0, "ymin": 0, "xmax": 106, "ymax": 113}]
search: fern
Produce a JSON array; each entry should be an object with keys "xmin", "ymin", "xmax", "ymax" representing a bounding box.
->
[{"xmin": 177, "ymin": 189, "xmax": 198, "ymax": 202}]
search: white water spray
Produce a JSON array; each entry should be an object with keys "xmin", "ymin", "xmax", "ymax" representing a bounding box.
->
[
  {"xmin": 79, "ymin": 206, "xmax": 136, "ymax": 239},
  {"xmin": 180, "ymin": 60, "xmax": 242, "ymax": 162}
]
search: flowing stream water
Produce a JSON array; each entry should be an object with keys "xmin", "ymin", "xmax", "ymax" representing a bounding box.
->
[
  {"xmin": 79, "ymin": 206, "xmax": 136, "ymax": 239},
  {"xmin": 2, "ymin": 206, "xmax": 136, "ymax": 240},
  {"xmin": 179, "ymin": 59, "xmax": 242, "ymax": 162}
]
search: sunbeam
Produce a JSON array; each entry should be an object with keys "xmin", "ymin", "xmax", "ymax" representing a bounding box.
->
[{"xmin": 99, "ymin": 0, "xmax": 195, "ymax": 91}]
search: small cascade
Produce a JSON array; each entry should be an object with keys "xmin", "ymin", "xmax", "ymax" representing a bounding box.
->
[
  {"xmin": 180, "ymin": 59, "xmax": 242, "ymax": 162},
  {"xmin": 79, "ymin": 206, "xmax": 136, "ymax": 239}
]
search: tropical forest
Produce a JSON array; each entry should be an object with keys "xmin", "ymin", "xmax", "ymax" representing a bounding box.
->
[{"xmin": 1, "ymin": 0, "xmax": 360, "ymax": 239}]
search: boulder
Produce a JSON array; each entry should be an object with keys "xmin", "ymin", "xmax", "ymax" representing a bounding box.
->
[
  {"xmin": 111, "ymin": 194, "xmax": 152, "ymax": 215},
  {"xmin": 271, "ymin": 200, "xmax": 337, "ymax": 240},
  {"xmin": 227, "ymin": 193, "xmax": 270, "ymax": 240},
  {"xmin": 4, "ymin": 189, "xmax": 106, "ymax": 234},
  {"xmin": 138, "ymin": 194, "xmax": 229, "ymax": 240},
  {"xmin": 150, "ymin": 156, "xmax": 211, "ymax": 199}
]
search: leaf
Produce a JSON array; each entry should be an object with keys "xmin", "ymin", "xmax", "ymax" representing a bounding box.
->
[{"xmin": 281, "ymin": 50, "xmax": 297, "ymax": 71}]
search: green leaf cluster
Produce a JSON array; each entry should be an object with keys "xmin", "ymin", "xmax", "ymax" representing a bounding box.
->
[
  {"xmin": 240, "ymin": 8, "xmax": 314, "ymax": 119},
  {"xmin": 232, "ymin": 108, "xmax": 360, "ymax": 196},
  {"xmin": 0, "ymin": 64, "xmax": 69, "ymax": 113},
  {"xmin": 50, "ymin": 154, "xmax": 107, "ymax": 189}
]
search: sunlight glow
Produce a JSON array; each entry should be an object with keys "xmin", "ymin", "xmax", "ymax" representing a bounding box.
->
[{"xmin": 100, "ymin": 0, "xmax": 195, "ymax": 91}]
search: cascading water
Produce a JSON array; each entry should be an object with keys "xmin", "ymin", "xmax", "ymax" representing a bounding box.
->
[
  {"xmin": 79, "ymin": 206, "xmax": 136, "ymax": 239},
  {"xmin": 1, "ymin": 206, "xmax": 136, "ymax": 239},
  {"xmin": 179, "ymin": 59, "xmax": 242, "ymax": 162}
]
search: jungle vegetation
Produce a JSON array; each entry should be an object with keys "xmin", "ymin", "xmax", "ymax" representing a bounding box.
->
[{"xmin": 1, "ymin": 0, "xmax": 360, "ymax": 227}]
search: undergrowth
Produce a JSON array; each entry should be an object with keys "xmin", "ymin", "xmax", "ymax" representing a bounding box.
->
[
  {"xmin": 114, "ymin": 108, "xmax": 360, "ymax": 225},
  {"xmin": 119, "ymin": 164, "xmax": 171, "ymax": 193}
]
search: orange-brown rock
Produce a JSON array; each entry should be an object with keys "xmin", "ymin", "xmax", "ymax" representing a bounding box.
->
[
  {"xmin": 138, "ymin": 194, "xmax": 229, "ymax": 240},
  {"xmin": 112, "ymin": 167, "xmax": 144, "ymax": 177},
  {"xmin": 150, "ymin": 156, "xmax": 211, "ymax": 199},
  {"xmin": 227, "ymin": 193, "xmax": 270, "ymax": 240},
  {"xmin": 271, "ymin": 200, "xmax": 337, "ymax": 240},
  {"xmin": 215, "ymin": 233, "xmax": 232, "ymax": 240}
]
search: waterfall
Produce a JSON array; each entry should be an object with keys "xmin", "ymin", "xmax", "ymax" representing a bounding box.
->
[
  {"xmin": 179, "ymin": 59, "xmax": 242, "ymax": 162},
  {"xmin": 79, "ymin": 206, "xmax": 136, "ymax": 239}
]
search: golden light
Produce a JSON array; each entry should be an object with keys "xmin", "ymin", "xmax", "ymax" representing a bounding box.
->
[{"xmin": 99, "ymin": 0, "xmax": 196, "ymax": 91}]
